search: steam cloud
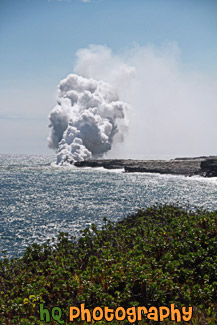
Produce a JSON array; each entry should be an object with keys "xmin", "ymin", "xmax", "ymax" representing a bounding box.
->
[
  {"xmin": 48, "ymin": 44, "xmax": 217, "ymax": 163},
  {"xmin": 48, "ymin": 74, "xmax": 129, "ymax": 165}
]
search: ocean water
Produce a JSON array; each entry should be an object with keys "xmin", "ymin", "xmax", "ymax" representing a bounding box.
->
[{"xmin": 1, "ymin": 154, "xmax": 217, "ymax": 259}]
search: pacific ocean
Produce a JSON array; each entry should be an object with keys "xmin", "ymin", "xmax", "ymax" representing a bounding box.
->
[{"xmin": 1, "ymin": 154, "xmax": 217, "ymax": 259}]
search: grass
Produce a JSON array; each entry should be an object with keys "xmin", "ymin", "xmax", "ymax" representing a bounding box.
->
[{"xmin": 0, "ymin": 204, "xmax": 216, "ymax": 324}]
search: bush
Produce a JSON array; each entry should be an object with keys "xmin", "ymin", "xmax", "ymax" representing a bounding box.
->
[{"xmin": 0, "ymin": 204, "xmax": 216, "ymax": 324}]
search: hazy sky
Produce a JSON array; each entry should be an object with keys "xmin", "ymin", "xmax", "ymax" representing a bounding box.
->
[{"xmin": 0, "ymin": 0, "xmax": 217, "ymax": 156}]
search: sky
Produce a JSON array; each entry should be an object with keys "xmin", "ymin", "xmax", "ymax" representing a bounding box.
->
[{"xmin": 0, "ymin": 0, "xmax": 217, "ymax": 157}]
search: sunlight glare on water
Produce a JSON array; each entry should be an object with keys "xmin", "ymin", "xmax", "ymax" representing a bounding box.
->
[{"xmin": 0, "ymin": 154, "xmax": 217, "ymax": 258}]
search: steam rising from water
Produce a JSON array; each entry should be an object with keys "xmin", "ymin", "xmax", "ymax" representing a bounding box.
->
[
  {"xmin": 48, "ymin": 74, "xmax": 129, "ymax": 164},
  {"xmin": 49, "ymin": 44, "xmax": 217, "ymax": 162}
]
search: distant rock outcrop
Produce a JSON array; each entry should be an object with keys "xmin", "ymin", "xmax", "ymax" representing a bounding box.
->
[
  {"xmin": 200, "ymin": 159, "xmax": 217, "ymax": 177},
  {"xmin": 74, "ymin": 157, "xmax": 217, "ymax": 177}
]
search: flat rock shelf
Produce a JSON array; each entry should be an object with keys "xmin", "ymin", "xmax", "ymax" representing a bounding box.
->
[{"xmin": 74, "ymin": 156, "xmax": 217, "ymax": 177}]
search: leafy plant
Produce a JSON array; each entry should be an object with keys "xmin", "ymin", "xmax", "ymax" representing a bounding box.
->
[{"xmin": 0, "ymin": 204, "xmax": 216, "ymax": 324}]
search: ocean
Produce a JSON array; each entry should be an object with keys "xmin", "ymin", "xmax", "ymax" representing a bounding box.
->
[{"xmin": 1, "ymin": 154, "xmax": 217, "ymax": 259}]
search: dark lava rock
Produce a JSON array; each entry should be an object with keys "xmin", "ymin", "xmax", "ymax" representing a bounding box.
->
[
  {"xmin": 74, "ymin": 159, "xmax": 135, "ymax": 169},
  {"xmin": 74, "ymin": 157, "xmax": 217, "ymax": 177},
  {"xmin": 200, "ymin": 159, "xmax": 217, "ymax": 177},
  {"xmin": 124, "ymin": 159, "xmax": 202, "ymax": 176}
]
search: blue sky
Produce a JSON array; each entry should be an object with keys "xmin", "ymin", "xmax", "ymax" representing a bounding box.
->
[{"xmin": 0, "ymin": 0, "xmax": 217, "ymax": 155}]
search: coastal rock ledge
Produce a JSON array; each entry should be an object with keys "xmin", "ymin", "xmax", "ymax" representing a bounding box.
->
[{"xmin": 74, "ymin": 156, "xmax": 217, "ymax": 177}]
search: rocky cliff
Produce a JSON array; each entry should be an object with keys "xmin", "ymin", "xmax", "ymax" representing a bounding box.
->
[{"xmin": 74, "ymin": 157, "xmax": 217, "ymax": 177}]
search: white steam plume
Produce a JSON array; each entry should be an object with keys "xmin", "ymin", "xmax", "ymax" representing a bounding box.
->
[{"xmin": 48, "ymin": 74, "xmax": 129, "ymax": 165}]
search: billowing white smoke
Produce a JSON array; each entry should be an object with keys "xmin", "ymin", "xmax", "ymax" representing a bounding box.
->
[{"xmin": 48, "ymin": 74, "xmax": 129, "ymax": 164}]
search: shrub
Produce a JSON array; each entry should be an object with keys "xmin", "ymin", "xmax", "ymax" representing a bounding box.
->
[{"xmin": 0, "ymin": 205, "xmax": 216, "ymax": 324}]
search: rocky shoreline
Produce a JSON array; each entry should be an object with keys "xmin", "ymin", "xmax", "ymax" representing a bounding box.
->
[{"xmin": 74, "ymin": 156, "xmax": 217, "ymax": 177}]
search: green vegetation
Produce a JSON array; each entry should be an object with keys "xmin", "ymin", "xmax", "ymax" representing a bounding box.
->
[{"xmin": 0, "ymin": 205, "xmax": 216, "ymax": 324}]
